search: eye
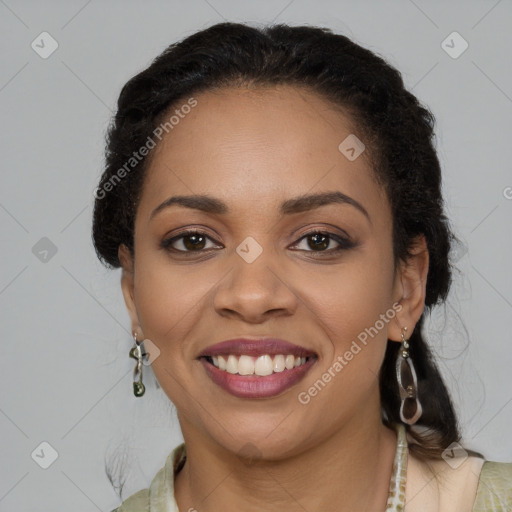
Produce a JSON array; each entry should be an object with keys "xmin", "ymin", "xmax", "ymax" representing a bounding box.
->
[
  {"xmin": 161, "ymin": 229, "xmax": 221, "ymax": 252},
  {"xmin": 290, "ymin": 230, "xmax": 355, "ymax": 254},
  {"xmin": 161, "ymin": 228, "xmax": 355, "ymax": 256}
]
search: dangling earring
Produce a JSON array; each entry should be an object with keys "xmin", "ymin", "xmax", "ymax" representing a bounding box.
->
[
  {"xmin": 396, "ymin": 326, "xmax": 422, "ymax": 425},
  {"xmin": 129, "ymin": 332, "xmax": 146, "ymax": 397}
]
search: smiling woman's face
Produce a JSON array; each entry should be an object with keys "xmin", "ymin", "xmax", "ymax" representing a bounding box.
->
[{"xmin": 119, "ymin": 84, "xmax": 425, "ymax": 459}]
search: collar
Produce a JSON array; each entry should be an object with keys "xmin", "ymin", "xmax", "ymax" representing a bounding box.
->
[{"xmin": 148, "ymin": 443, "xmax": 186, "ymax": 511}]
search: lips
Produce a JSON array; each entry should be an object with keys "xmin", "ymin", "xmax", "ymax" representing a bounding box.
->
[
  {"xmin": 197, "ymin": 338, "xmax": 318, "ymax": 398},
  {"xmin": 197, "ymin": 338, "xmax": 317, "ymax": 358}
]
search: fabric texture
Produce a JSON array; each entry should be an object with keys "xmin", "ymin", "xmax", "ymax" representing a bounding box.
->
[
  {"xmin": 111, "ymin": 442, "xmax": 512, "ymax": 512},
  {"xmin": 472, "ymin": 461, "xmax": 512, "ymax": 511}
]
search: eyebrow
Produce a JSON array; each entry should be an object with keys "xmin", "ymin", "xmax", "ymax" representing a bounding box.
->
[{"xmin": 150, "ymin": 191, "xmax": 371, "ymax": 223}]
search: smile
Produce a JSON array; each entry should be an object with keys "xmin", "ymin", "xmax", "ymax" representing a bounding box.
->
[
  {"xmin": 199, "ymin": 354, "xmax": 317, "ymax": 399},
  {"xmin": 206, "ymin": 354, "xmax": 311, "ymax": 376}
]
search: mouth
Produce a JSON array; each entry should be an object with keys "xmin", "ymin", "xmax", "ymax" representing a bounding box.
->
[{"xmin": 197, "ymin": 338, "xmax": 318, "ymax": 398}]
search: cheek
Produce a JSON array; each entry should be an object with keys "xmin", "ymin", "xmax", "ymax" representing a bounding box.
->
[
  {"xmin": 294, "ymin": 264, "xmax": 395, "ymax": 428},
  {"xmin": 132, "ymin": 257, "xmax": 211, "ymax": 411},
  {"xmin": 304, "ymin": 246, "xmax": 395, "ymax": 385},
  {"xmin": 132, "ymin": 251, "xmax": 209, "ymax": 356},
  {"xmin": 313, "ymin": 250, "xmax": 395, "ymax": 339}
]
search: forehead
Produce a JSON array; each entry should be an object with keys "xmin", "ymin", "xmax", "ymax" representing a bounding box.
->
[{"xmin": 138, "ymin": 84, "xmax": 388, "ymax": 221}]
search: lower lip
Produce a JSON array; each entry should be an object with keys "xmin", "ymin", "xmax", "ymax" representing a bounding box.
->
[{"xmin": 199, "ymin": 357, "xmax": 317, "ymax": 398}]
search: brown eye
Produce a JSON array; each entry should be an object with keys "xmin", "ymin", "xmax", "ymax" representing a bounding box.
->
[
  {"xmin": 306, "ymin": 233, "xmax": 330, "ymax": 251},
  {"xmin": 161, "ymin": 230, "xmax": 220, "ymax": 252},
  {"xmin": 182, "ymin": 233, "xmax": 206, "ymax": 251},
  {"xmin": 292, "ymin": 231, "xmax": 355, "ymax": 253}
]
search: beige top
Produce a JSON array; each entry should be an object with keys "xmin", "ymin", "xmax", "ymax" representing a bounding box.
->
[{"xmin": 112, "ymin": 441, "xmax": 512, "ymax": 511}]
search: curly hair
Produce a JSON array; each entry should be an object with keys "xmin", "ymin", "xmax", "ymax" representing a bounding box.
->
[{"xmin": 93, "ymin": 21, "xmax": 463, "ymax": 466}]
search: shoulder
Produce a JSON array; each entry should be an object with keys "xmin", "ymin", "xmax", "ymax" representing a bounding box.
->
[
  {"xmin": 408, "ymin": 454, "xmax": 512, "ymax": 512},
  {"xmin": 405, "ymin": 451, "xmax": 485, "ymax": 512},
  {"xmin": 472, "ymin": 460, "xmax": 512, "ymax": 512},
  {"xmin": 110, "ymin": 442, "xmax": 186, "ymax": 512}
]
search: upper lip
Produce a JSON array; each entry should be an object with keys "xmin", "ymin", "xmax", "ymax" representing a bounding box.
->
[{"xmin": 197, "ymin": 338, "xmax": 317, "ymax": 359}]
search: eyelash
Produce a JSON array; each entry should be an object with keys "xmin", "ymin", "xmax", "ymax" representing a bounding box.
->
[{"xmin": 160, "ymin": 228, "xmax": 356, "ymax": 256}]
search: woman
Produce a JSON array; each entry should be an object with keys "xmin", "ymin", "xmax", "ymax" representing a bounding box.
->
[{"xmin": 92, "ymin": 22, "xmax": 512, "ymax": 512}]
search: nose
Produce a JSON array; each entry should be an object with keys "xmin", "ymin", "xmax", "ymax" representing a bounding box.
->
[{"xmin": 212, "ymin": 242, "xmax": 298, "ymax": 323}]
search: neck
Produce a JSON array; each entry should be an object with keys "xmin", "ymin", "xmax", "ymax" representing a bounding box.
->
[{"xmin": 174, "ymin": 409, "xmax": 398, "ymax": 512}]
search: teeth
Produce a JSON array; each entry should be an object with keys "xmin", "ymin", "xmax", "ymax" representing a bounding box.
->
[
  {"xmin": 226, "ymin": 355, "xmax": 238, "ymax": 374},
  {"xmin": 238, "ymin": 355, "xmax": 255, "ymax": 375},
  {"xmin": 208, "ymin": 354, "xmax": 311, "ymax": 375},
  {"xmin": 255, "ymin": 355, "xmax": 273, "ymax": 376},
  {"xmin": 273, "ymin": 354, "xmax": 285, "ymax": 373}
]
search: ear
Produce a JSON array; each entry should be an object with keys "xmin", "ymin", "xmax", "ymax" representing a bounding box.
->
[
  {"xmin": 118, "ymin": 244, "xmax": 142, "ymax": 338},
  {"xmin": 388, "ymin": 235, "xmax": 429, "ymax": 342}
]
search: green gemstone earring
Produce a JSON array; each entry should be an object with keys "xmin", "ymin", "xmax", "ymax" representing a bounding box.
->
[{"xmin": 129, "ymin": 333, "xmax": 146, "ymax": 397}]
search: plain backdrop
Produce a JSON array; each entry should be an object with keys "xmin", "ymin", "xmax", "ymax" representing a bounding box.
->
[{"xmin": 1, "ymin": 1, "xmax": 511, "ymax": 510}]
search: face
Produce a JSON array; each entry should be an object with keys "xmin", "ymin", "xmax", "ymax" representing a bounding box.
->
[{"xmin": 119, "ymin": 85, "xmax": 428, "ymax": 459}]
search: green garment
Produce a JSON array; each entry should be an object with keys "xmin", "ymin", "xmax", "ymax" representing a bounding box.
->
[{"xmin": 111, "ymin": 443, "xmax": 512, "ymax": 511}]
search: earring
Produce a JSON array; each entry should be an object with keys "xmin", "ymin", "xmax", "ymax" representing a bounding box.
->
[
  {"xmin": 129, "ymin": 332, "xmax": 146, "ymax": 397},
  {"xmin": 396, "ymin": 326, "xmax": 422, "ymax": 425}
]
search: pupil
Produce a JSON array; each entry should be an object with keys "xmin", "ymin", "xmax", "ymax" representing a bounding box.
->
[
  {"xmin": 309, "ymin": 233, "xmax": 328, "ymax": 251},
  {"xmin": 184, "ymin": 234, "xmax": 205, "ymax": 250}
]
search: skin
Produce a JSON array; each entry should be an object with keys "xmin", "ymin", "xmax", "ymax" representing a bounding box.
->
[{"xmin": 118, "ymin": 84, "xmax": 429, "ymax": 512}]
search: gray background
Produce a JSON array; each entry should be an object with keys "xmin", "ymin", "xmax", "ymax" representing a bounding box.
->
[{"xmin": 1, "ymin": 0, "xmax": 511, "ymax": 510}]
